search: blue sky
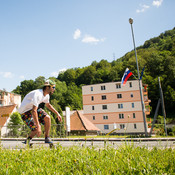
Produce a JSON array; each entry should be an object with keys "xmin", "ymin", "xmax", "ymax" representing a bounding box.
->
[{"xmin": 0, "ymin": 0, "xmax": 174, "ymax": 92}]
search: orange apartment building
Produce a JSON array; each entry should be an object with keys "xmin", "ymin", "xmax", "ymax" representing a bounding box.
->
[{"xmin": 82, "ymin": 80, "xmax": 151, "ymax": 134}]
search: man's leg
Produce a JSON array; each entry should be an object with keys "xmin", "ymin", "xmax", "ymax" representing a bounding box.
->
[
  {"xmin": 37, "ymin": 108, "xmax": 52, "ymax": 143},
  {"xmin": 44, "ymin": 115, "xmax": 51, "ymax": 138},
  {"xmin": 29, "ymin": 130, "xmax": 38, "ymax": 138},
  {"xmin": 21, "ymin": 110, "xmax": 37, "ymax": 144}
]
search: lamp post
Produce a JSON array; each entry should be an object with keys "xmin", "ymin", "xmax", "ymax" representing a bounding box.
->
[{"xmin": 129, "ymin": 18, "xmax": 148, "ymax": 136}]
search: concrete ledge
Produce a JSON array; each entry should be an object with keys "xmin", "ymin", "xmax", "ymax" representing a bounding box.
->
[{"xmin": 1, "ymin": 137, "xmax": 175, "ymax": 142}]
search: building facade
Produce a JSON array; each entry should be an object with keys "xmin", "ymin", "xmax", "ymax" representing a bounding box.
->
[
  {"xmin": 82, "ymin": 80, "xmax": 150, "ymax": 134},
  {"xmin": 0, "ymin": 90, "xmax": 21, "ymax": 108},
  {"xmin": 0, "ymin": 90, "xmax": 21, "ymax": 136}
]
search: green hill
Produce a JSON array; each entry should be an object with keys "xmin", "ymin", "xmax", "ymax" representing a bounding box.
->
[{"xmin": 14, "ymin": 27, "xmax": 175, "ymax": 118}]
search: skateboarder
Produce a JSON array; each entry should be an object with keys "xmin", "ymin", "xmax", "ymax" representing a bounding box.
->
[{"xmin": 18, "ymin": 79, "xmax": 62, "ymax": 144}]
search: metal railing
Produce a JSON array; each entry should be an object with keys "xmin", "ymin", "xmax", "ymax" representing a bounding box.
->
[{"xmin": 0, "ymin": 124, "xmax": 66, "ymax": 138}]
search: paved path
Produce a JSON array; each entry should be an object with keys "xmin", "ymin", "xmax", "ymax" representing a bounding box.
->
[{"xmin": 1, "ymin": 138, "xmax": 175, "ymax": 149}]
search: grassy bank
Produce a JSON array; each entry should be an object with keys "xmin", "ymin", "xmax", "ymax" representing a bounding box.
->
[{"xmin": 0, "ymin": 144, "xmax": 175, "ymax": 174}]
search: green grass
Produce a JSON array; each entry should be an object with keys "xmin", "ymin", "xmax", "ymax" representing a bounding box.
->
[
  {"xmin": 0, "ymin": 144, "xmax": 175, "ymax": 175},
  {"xmin": 66, "ymin": 135, "xmax": 175, "ymax": 139}
]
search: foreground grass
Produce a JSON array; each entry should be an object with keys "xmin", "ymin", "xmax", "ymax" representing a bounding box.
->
[{"xmin": 0, "ymin": 144, "xmax": 175, "ymax": 175}]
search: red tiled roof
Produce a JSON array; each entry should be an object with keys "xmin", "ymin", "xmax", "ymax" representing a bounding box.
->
[
  {"xmin": 70, "ymin": 110, "xmax": 100, "ymax": 131},
  {"xmin": 0, "ymin": 104, "xmax": 16, "ymax": 127}
]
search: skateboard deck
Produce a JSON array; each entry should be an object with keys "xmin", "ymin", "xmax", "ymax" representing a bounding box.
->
[{"xmin": 29, "ymin": 142, "xmax": 55, "ymax": 148}]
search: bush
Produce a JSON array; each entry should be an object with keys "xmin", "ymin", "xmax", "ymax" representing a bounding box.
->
[{"xmin": 0, "ymin": 145, "xmax": 175, "ymax": 174}]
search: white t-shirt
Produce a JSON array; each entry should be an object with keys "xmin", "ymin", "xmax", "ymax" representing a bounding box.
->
[{"xmin": 18, "ymin": 89, "xmax": 50, "ymax": 114}]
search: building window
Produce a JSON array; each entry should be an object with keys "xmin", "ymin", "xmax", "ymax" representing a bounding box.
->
[
  {"xmin": 129, "ymin": 82, "xmax": 132, "ymax": 87},
  {"xmin": 116, "ymin": 84, "xmax": 121, "ymax": 89},
  {"xmin": 103, "ymin": 115, "xmax": 108, "ymax": 120},
  {"xmin": 117, "ymin": 94, "xmax": 122, "ymax": 98},
  {"xmin": 120, "ymin": 124, "xmax": 125, "ymax": 129},
  {"xmin": 134, "ymin": 124, "xmax": 137, "ymax": 129},
  {"xmin": 131, "ymin": 93, "xmax": 133, "ymax": 98},
  {"xmin": 132, "ymin": 103, "xmax": 134, "ymax": 108},
  {"xmin": 133, "ymin": 113, "xmax": 136, "ymax": 118},
  {"xmin": 91, "ymin": 87, "xmax": 93, "ymax": 91},
  {"xmin": 101, "ymin": 85, "xmax": 106, "ymax": 90},
  {"xmin": 119, "ymin": 113, "xmax": 124, "ymax": 119},
  {"xmin": 102, "ymin": 95, "xmax": 106, "ymax": 100},
  {"xmin": 92, "ymin": 106, "xmax": 95, "ymax": 110},
  {"xmin": 104, "ymin": 125, "xmax": 109, "ymax": 130},
  {"xmin": 91, "ymin": 96, "xmax": 94, "ymax": 101},
  {"xmin": 93, "ymin": 116, "xmax": 95, "ymax": 120},
  {"xmin": 102, "ymin": 105, "xmax": 107, "ymax": 110},
  {"xmin": 118, "ymin": 104, "xmax": 123, "ymax": 109}
]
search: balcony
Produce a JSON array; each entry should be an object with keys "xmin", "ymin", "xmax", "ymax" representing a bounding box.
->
[{"xmin": 145, "ymin": 105, "xmax": 150, "ymax": 115}]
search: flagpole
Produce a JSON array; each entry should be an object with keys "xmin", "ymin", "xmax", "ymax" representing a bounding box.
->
[{"xmin": 129, "ymin": 18, "xmax": 148, "ymax": 136}]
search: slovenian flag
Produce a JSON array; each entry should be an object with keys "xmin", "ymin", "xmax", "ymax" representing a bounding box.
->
[{"xmin": 121, "ymin": 68, "xmax": 133, "ymax": 86}]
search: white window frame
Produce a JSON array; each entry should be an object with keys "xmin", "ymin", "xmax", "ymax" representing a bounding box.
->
[
  {"xmin": 117, "ymin": 94, "xmax": 122, "ymax": 98},
  {"xmin": 102, "ymin": 105, "xmax": 107, "ymax": 110},
  {"xmin": 103, "ymin": 115, "xmax": 108, "ymax": 120},
  {"xmin": 119, "ymin": 113, "xmax": 124, "ymax": 119},
  {"xmin": 132, "ymin": 103, "xmax": 134, "ymax": 108},
  {"xmin": 101, "ymin": 86, "xmax": 106, "ymax": 90},
  {"xmin": 104, "ymin": 125, "xmax": 109, "ymax": 130},
  {"xmin": 102, "ymin": 95, "xmax": 107, "ymax": 100},
  {"xmin": 134, "ymin": 124, "xmax": 137, "ymax": 129},
  {"xmin": 129, "ymin": 82, "xmax": 132, "ymax": 88},
  {"xmin": 116, "ymin": 84, "xmax": 121, "ymax": 89},
  {"xmin": 118, "ymin": 104, "xmax": 123, "ymax": 109},
  {"xmin": 120, "ymin": 124, "xmax": 125, "ymax": 129}
]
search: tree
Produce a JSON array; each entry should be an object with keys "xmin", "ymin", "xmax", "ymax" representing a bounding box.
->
[
  {"xmin": 64, "ymin": 83, "xmax": 82, "ymax": 110},
  {"xmin": 77, "ymin": 66, "xmax": 96, "ymax": 85},
  {"xmin": 35, "ymin": 76, "xmax": 45, "ymax": 89},
  {"xmin": 7, "ymin": 112, "xmax": 24, "ymax": 137},
  {"xmin": 62, "ymin": 69, "xmax": 76, "ymax": 85}
]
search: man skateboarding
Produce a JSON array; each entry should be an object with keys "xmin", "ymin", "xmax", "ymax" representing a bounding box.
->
[{"xmin": 18, "ymin": 79, "xmax": 62, "ymax": 144}]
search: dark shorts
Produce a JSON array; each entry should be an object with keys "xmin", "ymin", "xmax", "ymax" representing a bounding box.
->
[{"xmin": 21, "ymin": 108, "xmax": 48, "ymax": 131}]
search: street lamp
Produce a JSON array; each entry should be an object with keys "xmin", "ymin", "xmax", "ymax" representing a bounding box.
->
[{"xmin": 129, "ymin": 18, "xmax": 148, "ymax": 136}]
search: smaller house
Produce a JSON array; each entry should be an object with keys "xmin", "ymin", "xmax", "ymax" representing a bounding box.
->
[
  {"xmin": 69, "ymin": 110, "xmax": 100, "ymax": 135},
  {"xmin": 0, "ymin": 104, "xmax": 17, "ymax": 137}
]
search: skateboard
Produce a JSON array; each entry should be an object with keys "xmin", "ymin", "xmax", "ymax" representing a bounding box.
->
[{"xmin": 29, "ymin": 142, "xmax": 55, "ymax": 148}]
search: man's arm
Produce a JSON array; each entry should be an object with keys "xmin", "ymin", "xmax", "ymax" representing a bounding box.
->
[
  {"xmin": 45, "ymin": 103, "xmax": 62, "ymax": 122},
  {"xmin": 32, "ymin": 105, "xmax": 41, "ymax": 137}
]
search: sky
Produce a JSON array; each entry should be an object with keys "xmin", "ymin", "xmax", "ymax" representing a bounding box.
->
[{"xmin": 0, "ymin": 0, "xmax": 174, "ymax": 92}]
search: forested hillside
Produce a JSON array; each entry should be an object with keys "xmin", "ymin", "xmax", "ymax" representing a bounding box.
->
[{"xmin": 13, "ymin": 27, "xmax": 175, "ymax": 118}]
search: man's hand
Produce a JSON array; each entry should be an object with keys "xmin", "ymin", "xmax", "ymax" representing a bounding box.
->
[
  {"xmin": 46, "ymin": 103, "xmax": 62, "ymax": 122},
  {"xmin": 36, "ymin": 124, "xmax": 42, "ymax": 137},
  {"xmin": 57, "ymin": 114, "xmax": 62, "ymax": 122}
]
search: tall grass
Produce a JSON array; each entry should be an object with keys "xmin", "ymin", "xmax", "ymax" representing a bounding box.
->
[{"xmin": 0, "ymin": 144, "xmax": 174, "ymax": 174}]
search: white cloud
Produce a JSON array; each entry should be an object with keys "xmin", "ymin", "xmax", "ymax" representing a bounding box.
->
[
  {"xmin": 136, "ymin": 4, "xmax": 150, "ymax": 13},
  {"xmin": 152, "ymin": 0, "xmax": 163, "ymax": 7},
  {"xmin": 73, "ymin": 29, "xmax": 106, "ymax": 44},
  {"xmin": 82, "ymin": 35, "xmax": 105, "ymax": 44},
  {"xmin": 0, "ymin": 72, "xmax": 14, "ymax": 78},
  {"xmin": 73, "ymin": 29, "xmax": 81, "ymax": 40},
  {"xmin": 51, "ymin": 68, "xmax": 67, "ymax": 77}
]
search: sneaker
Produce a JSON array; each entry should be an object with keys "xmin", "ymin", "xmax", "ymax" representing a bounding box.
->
[
  {"xmin": 23, "ymin": 137, "xmax": 31, "ymax": 145},
  {"xmin": 45, "ymin": 137, "xmax": 53, "ymax": 143}
]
